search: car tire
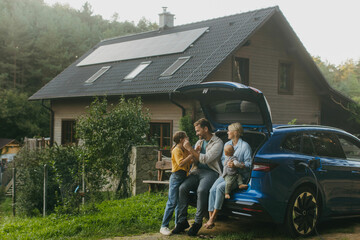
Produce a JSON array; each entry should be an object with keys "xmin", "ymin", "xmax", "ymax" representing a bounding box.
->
[{"xmin": 285, "ymin": 186, "xmax": 319, "ymax": 238}]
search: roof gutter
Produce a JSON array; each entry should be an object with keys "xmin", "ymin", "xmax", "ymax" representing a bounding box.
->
[
  {"xmin": 169, "ymin": 92, "xmax": 185, "ymax": 117},
  {"xmin": 41, "ymin": 100, "xmax": 54, "ymax": 147}
]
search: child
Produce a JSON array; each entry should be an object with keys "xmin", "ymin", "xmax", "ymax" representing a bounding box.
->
[
  {"xmin": 160, "ymin": 131, "xmax": 193, "ymax": 236},
  {"xmin": 222, "ymin": 145, "xmax": 248, "ymax": 199}
]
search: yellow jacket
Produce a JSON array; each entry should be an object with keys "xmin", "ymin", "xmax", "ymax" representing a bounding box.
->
[{"xmin": 171, "ymin": 146, "xmax": 191, "ymax": 174}]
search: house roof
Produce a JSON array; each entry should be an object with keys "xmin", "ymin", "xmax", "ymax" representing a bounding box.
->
[
  {"xmin": 29, "ymin": 6, "xmax": 278, "ymax": 100},
  {"xmin": 0, "ymin": 139, "xmax": 15, "ymax": 149},
  {"xmin": 29, "ymin": 6, "xmax": 355, "ymax": 111}
]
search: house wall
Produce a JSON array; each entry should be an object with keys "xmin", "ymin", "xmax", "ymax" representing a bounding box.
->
[
  {"xmin": 206, "ymin": 18, "xmax": 320, "ymax": 125},
  {"xmin": 51, "ymin": 96, "xmax": 185, "ymax": 145},
  {"xmin": 1, "ymin": 143, "xmax": 20, "ymax": 155},
  {"xmin": 142, "ymin": 96, "xmax": 183, "ymax": 134},
  {"xmin": 52, "ymin": 98, "xmax": 90, "ymax": 145}
]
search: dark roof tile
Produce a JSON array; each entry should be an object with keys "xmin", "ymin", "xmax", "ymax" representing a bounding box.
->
[{"xmin": 30, "ymin": 7, "xmax": 278, "ymax": 100}]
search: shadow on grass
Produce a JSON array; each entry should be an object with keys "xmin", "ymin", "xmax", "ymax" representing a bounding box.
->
[
  {"xmin": 212, "ymin": 217, "xmax": 360, "ymax": 240},
  {"xmin": 199, "ymin": 216, "xmax": 290, "ymax": 240},
  {"xmin": 316, "ymin": 217, "xmax": 360, "ymax": 234}
]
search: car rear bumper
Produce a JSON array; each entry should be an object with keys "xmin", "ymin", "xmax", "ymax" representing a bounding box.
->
[
  {"xmin": 220, "ymin": 200, "xmax": 273, "ymax": 222},
  {"xmin": 189, "ymin": 191, "xmax": 274, "ymax": 222}
]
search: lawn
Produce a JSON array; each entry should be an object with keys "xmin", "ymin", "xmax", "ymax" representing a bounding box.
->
[
  {"xmin": 1, "ymin": 192, "xmax": 358, "ymax": 240},
  {"xmin": 0, "ymin": 192, "xmax": 195, "ymax": 240}
]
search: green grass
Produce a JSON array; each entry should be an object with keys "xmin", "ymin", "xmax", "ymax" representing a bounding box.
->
[
  {"xmin": 0, "ymin": 197, "xmax": 12, "ymax": 217},
  {"xmin": 1, "ymin": 192, "xmax": 358, "ymax": 240},
  {"xmin": 0, "ymin": 192, "xmax": 196, "ymax": 240}
]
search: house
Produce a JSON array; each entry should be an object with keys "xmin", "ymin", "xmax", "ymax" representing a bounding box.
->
[
  {"xmin": 29, "ymin": 6, "xmax": 359, "ymax": 148},
  {"xmin": 0, "ymin": 139, "xmax": 20, "ymax": 163}
]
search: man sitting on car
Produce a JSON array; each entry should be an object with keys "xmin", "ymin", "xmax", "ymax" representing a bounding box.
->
[{"xmin": 172, "ymin": 118, "xmax": 223, "ymax": 236}]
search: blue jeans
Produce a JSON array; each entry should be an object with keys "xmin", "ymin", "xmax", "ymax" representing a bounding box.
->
[
  {"xmin": 177, "ymin": 169, "xmax": 219, "ymax": 224},
  {"xmin": 161, "ymin": 170, "xmax": 187, "ymax": 227},
  {"xmin": 208, "ymin": 176, "xmax": 238, "ymax": 211}
]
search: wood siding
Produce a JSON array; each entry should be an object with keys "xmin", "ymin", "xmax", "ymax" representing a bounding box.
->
[
  {"xmin": 52, "ymin": 99, "xmax": 90, "ymax": 145},
  {"xmin": 207, "ymin": 18, "xmax": 320, "ymax": 125},
  {"xmin": 51, "ymin": 97, "xmax": 185, "ymax": 145}
]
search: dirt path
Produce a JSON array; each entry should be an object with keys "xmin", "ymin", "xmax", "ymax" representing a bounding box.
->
[{"xmin": 104, "ymin": 217, "xmax": 360, "ymax": 240}]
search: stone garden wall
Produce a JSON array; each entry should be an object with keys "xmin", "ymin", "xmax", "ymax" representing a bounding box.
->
[{"xmin": 129, "ymin": 145, "xmax": 158, "ymax": 195}]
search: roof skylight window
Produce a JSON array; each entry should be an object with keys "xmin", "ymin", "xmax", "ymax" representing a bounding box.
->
[
  {"xmin": 84, "ymin": 66, "xmax": 111, "ymax": 84},
  {"xmin": 160, "ymin": 56, "xmax": 191, "ymax": 77},
  {"xmin": 124, "ymin": 61, "xmax": 151, "ymax": 80}
]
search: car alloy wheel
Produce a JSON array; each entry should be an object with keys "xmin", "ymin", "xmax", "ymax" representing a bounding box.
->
[{"xmin": 285, "ymin": 186, "xmax": 319, "ymax": 237}]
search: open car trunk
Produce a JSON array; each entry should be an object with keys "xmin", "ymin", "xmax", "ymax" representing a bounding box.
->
[
  {"xmin": 176, "ymin": 81, "xmax": 273, "ymax": 134},
  {"xmin": 214, "ymin": 130, "xmax": 267, "ymax": 157}
]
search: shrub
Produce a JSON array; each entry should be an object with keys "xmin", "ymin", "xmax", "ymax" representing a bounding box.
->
[
  {"xmin": 49, "ymin": 145, "xmax": 82, "ymax": 214},
  {"xmin": 14, "ymin": 148, "xmax": 58, "ymax": 216},
  {"xmin": 179, "ymin": 115, "xmax": 197, "ymax": 145},
  {"xmin": 76, "ymin": 97, "xmax": 151, "ymax": 198},
  {"xmin": 14, "ymin": 145, "xmax": 82, "ymax": 216}
]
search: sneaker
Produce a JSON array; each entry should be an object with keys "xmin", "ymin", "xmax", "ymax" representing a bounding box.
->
[
  {"xmin": 188, "ymin": 222, "xmax": 202, "ymax": 236},
  {"xmin": 160, "ymin": 227, "xmax": 172, "ymax": 236},
  {"xmin": 172, "ymin": 220, "xmax": 190, "ymax": 234}
]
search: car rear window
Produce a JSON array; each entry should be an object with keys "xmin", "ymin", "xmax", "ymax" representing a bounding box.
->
[{"xmin": 282, "ymin": 133, "xmax": 301, "ymax": 153}]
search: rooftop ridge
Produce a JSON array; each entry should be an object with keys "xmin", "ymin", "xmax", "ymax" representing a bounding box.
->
[
  {"xmin": 173, "ymin": 6, "xmax": 279, "ymax": 28},
  {"xmin": 99, "ymin": 6, "xmax": 279, "ymax": 44}
]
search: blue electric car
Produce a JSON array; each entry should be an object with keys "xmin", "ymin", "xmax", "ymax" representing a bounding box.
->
[{"xmin": 177, "ymin": 81, "xmax": 360, "ymax": 237}]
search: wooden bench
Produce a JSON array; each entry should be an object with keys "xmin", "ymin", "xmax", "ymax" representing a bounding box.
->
[{"xmin": 143, "ymin": 151, "xmax": 172, "ymax": 192}]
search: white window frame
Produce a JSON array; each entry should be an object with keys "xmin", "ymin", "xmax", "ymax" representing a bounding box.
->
[
  {"xmin": 124, "ymin": 61, "xmax": 152, "ymax": 80},
  {"xmin": 160, "ymin": 56, "xmax": 191, "ymax": 77},
  {"xmin": 84, "ymin": 66, "xmax": 111, "ymax": 84}
]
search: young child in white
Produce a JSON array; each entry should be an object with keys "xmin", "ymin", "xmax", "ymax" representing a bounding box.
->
[
  {"xmin": 222, "ymin": 145, "xmax": 248, "ymax": 199},
  {"xmin": 160, "ymin": 131, "xmax": 193, "ymax": 236}
]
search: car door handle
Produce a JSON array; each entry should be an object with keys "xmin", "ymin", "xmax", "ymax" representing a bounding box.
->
[
  {"xmin": 317, "ymin": 169, "xmax": 327, "ymax": 173},
  {"xmin": 352, "ymin": 170, "xmax": 360, "ymax": 174}
]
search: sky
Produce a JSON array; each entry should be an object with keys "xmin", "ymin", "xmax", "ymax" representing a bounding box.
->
[{"xmin": 43, "ymin": 0, "xmax": 360, "ymax": 66}]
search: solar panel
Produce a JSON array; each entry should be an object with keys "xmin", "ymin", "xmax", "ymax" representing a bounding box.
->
[{"xmin": 77, "ymin": 27, "xmax": 209, "ymax": 66}]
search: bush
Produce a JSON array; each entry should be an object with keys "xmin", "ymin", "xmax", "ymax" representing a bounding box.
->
[
  {"xmin": 13, "ymin": 97, "xmax": 153, "ymax": 215},
  {"xmin": 76, "ymin": 97, "xmax": 151, "ymax": 198},
  {"xmin": 14, "ymin": 148, "xmax": 57, "ymax": 216},
  {"xmin": 49, "ymin": 145, "xmax": 82, "ymax": 214},
  {"xmin": 179, "ymin": 115, "xmax": 197, "ymax": 145},
  {"xmin": 14, "ymin": 145, "xmax": 82, "ymax": 216}
]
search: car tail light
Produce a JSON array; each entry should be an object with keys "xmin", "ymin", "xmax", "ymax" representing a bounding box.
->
[
  {"xmin": 253, "ymin": 163, "xmax": 278, "ymax": 172},
  {"xmin": 242, "ymin": 207, "xmax": 263, "ymax": 213}
]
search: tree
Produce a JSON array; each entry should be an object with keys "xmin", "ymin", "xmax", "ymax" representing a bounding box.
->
[
  {"xmin": 0, "ymin": 89, "xmax": 50, "ymax": 140},
  {"xmin": 314, "ymin": 57, "xmax": 360, "ymax": 126},
  {"xmin": 76, "ymin": 97, "xmax": 151, "ymax": 198},
  {"xmin": 179, "ymin": 115, "xmax": 197, "ymax": 146},
  {"xmin": 314, "ymin": 57, "xmax": 360, "ymax": 105},
  {"xmin": 0, "ymin": 0, "xmax": 158, "ymax": 140}
]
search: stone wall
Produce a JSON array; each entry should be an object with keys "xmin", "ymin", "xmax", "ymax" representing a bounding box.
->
[{"xmin": 129, "ymin": 145, "xmax": 158, "ymax": 195}]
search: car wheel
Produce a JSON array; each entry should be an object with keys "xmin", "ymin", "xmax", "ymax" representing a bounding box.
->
[{"xmin": 285, "ymin": 186, "xmax": 319, "ymax": 237}]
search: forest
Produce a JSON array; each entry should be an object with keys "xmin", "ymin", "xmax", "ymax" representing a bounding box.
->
[
  {"xmin": 0, "ymin": 0, "xmax": 157, "ymax": 139},
  {"xmin": 0, "ymin": 0, "xmax": 359, "ymax": 140}
]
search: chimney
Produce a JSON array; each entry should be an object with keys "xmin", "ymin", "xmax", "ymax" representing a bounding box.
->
[{"xmin": 159, "ymin": 7, "xmax": 174, "ymax": 29}]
